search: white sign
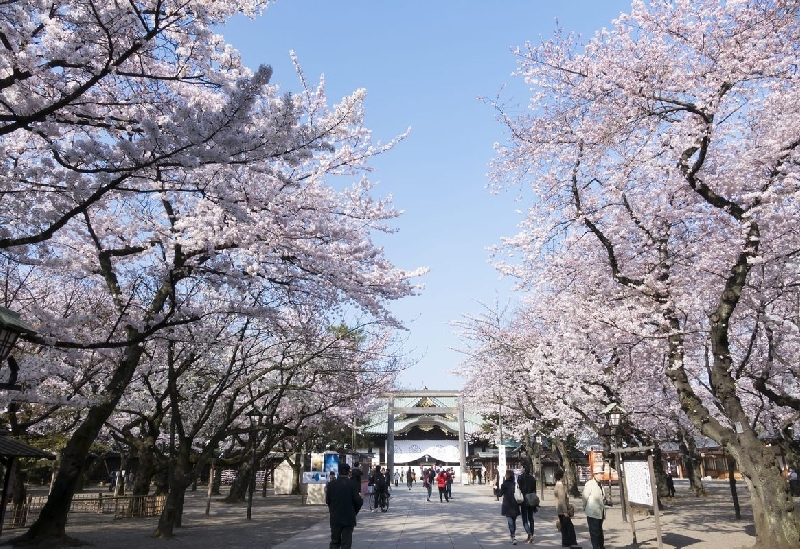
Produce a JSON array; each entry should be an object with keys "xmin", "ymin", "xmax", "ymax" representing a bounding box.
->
[
  {"xmin": 498, "ymin": 445, "xmax": 507, "ymax": 483},
  {"xmin": 624, "ymin": 461, "xmax": 654, "ymax": 506},
  {"xmin": 302, "ymin": 471, "xmax": 328, "ymax": 484},
  {"xmin": 391, "ymin": 440, "xmax": 461, "ymax": 463}
]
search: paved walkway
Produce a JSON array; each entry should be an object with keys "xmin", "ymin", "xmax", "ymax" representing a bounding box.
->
[
  {"xmin": 273, "ymin": 481, "xmax": 757, "ymax": 549},
  {"xmin": 0, "ymin": 480, "xmax": 759, "ymax": 548}
]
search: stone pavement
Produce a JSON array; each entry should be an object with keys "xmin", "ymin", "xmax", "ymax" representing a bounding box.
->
[
  {"xmin": 0, "ymin": 480, "xmax": 759, "ymax": 548},
  {"xmin": 273, "ymin": 480, "xmax": 758, "ymax": 549}
]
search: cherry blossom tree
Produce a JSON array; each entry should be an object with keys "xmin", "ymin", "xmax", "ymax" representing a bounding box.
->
[
  {"xmin": 1, "ymin": 2, "xmax": 424, "ymax": 545},
  {"xmin": 489, "ymin": 1, "xmax": 800, "ymax": 546}
]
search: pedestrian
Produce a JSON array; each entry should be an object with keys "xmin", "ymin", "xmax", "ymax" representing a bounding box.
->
[
  {"xmin": 325, "ymin": 463, "xmax": 363, "ymax": 549},
  {"xmin": 406, "ymin": 467, "xmax": 412, "ymax": 490},
  {"xmin": 446, "ymin": 468, "xmax": 453, "ymax": 499},
  {"xmin": 436, "ymin": 468, "xmax": 450, "ymax": 502},
  {"xmin": 108, "ymin": 471, "xmax": 116, "ymax": 493},
  {"xmin": 789, "ymin": 467, "xmax": 799, "ymax": 497},
  {"xmin": 666, "ymin": 470, "xmax": 676, "ymax": 498},
  {"xmin": 423, "ymin": 468, "xmax": 433, "ymax": 501},
  {"xmin": 499, "ymin": 469, "xmax": 521, "ymax": 545},
  {"xmin": 517, "ymin": 464, "xmax": 538, "ymax": 544},
  {"xmin": 351, "ymin": 462, "xmax": 363, "ymax": 490},
  {"xmin": 554, "ymin": 469, "xmax": 578, "ymax": 548},
  {"xmin": 582, "ymin": 470, "xmax": 607, "ymax": 549},
  {"xmin": 493, "ymin": 468, "xmax": 501, "ymax": 501},
  {"xmin": 394, "ymin": 470, "xmax": 400, "ymax": 487},
  {"xmin": 484, "ymin": 469, "xmax": 488, "ymax": 485},
  {"xmin": 411, "ymin": 469, "xmax": 416, "ymax": 486}
]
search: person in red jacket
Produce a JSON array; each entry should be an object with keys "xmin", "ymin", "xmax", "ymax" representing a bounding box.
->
[{"xmin": 436, "ymin": 469, "xmax": 450, "ymax": 502}]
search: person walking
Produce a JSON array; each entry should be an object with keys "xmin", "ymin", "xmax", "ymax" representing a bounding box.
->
[
  {"xmin": 554, "ymin": 469, "xmax": 578, "ymax": 548},
  {"xmin": 394, "ymin": 470, "xmax": 400, "ymax": 487},
  {"xmin": 517, "ymin": 465, "xmax": 538, "ymax": 544},
  {"xmin": 499, "ymin": 469, "xmax": 521, "ymax": 545},
  {"xmin": 788, "ymin": 467, "xmax": 799, "ymax": 497},
  {"xmin": 446, "ymin": 468, "xmax": 454, "ymax": 499},
  {"xmin": 406, "ymin": 467, "xmax": 413, "ymax": 490},
  {"xmin": 423, "ymin": 468, "xmax": 433, "ymax": 501},
  {"xmin": 582, "ymin": 470, "xmax": 607, "ymax": 549},
  {"xmin": 436, "ymin": 468, "xmax": 450, "ymax": 502},
  {"xmin": 326, "ymin": 463, "xmax": 363, "ymax": 549},
  {"xmin": 666, "ymin": 471, "xmax": 676, "ymax": 498},
  {"xmin": 493, "ymin": 468, "xmax": 501, "ymax": 501}
]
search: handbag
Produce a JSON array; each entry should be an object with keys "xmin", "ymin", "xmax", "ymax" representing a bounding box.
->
[
  {"xmin": 514, "ymin": 484, "xmax": 525, "ymax": 504},
  {"xmin": 567, "ymin": 503, "xmax": 575, "ymax": 517},
  {"xmin": 555, "ymin": 517, "xmax": 562, "ymax": 532},
  {"xmin": 524, "ymin": 492, "xmax": 540, "ymax": 507}
]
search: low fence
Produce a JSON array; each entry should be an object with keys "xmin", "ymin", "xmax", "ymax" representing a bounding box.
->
[{"xmin": 3, "ymin": 492, "xmax": 167, "ymax": 530}]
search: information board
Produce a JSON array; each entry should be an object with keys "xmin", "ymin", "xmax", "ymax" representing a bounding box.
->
[{"xmin": 624, "ymin": 460, "xmax": 654, "ymax": 506}]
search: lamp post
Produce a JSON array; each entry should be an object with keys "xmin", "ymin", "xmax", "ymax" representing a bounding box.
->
[
  {"xmin": 246, "ymin": 408, "xmax": 266, "ymax": 520},
  {"xmin": 603, "ymin": 403, "xmax": 629, "ymax": 522},
  {"xmin": 0, "ymin": 306, "xmax": 36, "ymax": 391}
]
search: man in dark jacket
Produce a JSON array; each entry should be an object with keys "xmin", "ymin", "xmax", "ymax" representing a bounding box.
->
[{"xmin": 325, "ymin": 463, "xmax": 363, "ymax": 549}]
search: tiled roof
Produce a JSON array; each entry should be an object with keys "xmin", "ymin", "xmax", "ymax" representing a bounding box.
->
[
  {"xmin": 362, "ymin": 394, "xmax": 483, "ymax": 435},
  {"xmin": 0, "ymin": 435, "xmax": 55, "ymax": 459}
]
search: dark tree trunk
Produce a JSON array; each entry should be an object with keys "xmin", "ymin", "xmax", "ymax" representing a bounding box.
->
[
  {"xmin": 153, "ymin": 439, "xmax": 195, "ymax": 538},
  {"xmin": 679, "ymin": 432, "xmax": 706, "ymax": 496},
  {"xmin": 10, "ymin": 465, "xmax": 27, "ymax": 528},
  {"xmin": 132, "ymin": 447, "xmax": 158, "ymax": 497},
  {"xmin": 222, "ymin": 461, "xmax": 251, "ymax": 503},
  {"xmin": 728, "ymin": 455, "xmax": 741, "ymax": 520},
  {"xmin": 652, "ymin": 445, "xmax": 669, "ymax": 498},
  {"xmin": 9, "ymin": 345, "xmax": 143, "ymax": 545},
  {"xmin": 552, "ymin": 438, "xmax": 580, "ymax": 497},
  {"xmin": 153, "ymin": 476, "xmax": 190, "ymax": 538},
  {"xmin": 212, "ymin": 464, "xmax": 222, "ymax": 496},
  {"xmin": 291, "ymin": 451, "xmax": 302, "ymax": 495}
]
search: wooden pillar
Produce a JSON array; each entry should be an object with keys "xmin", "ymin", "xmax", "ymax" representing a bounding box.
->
[
  {"xmin": 0, "ymin": 456, "xmax": 17, "ymax": 539},
  {"xmin": 458, "ymin": 396, "xmax": 467, "ymax": 484},
  {"xmin": 387, "ymin": 395, "xmax": 395, "ymax": 476}
]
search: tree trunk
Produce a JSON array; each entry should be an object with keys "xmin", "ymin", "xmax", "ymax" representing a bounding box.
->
[
  {"xmin": 652, "ymin": 445, "xmax": 668, "ymax": 498},
  {"xmin": 9, "ymin": 345, "xmax": 144, "ymax": 545},
  {"xmin": 222, "ymin": 461, "xmax": 251, "ymax": 503},
  {"xmin": 132, "ymin": 447, "xmax": 158, "ymax": 497},
  {"xmin": 552, "ymin": 438, "xmax": 580, "ymax": 498},
  {"xmin": 212, "ymin": 464, "xmax": 222, "ymax": 496},
  {"xmin": 727, "ymin": 455, "xmax": 741, "ymax": 520},
  {"xmin": 291, "ymin": 451, "xmax": 302, "ymax": 495},
  {"xmin": 679, "ymin": 435, "xmax": 706, "ymax": 496},
  {"xmin": 153, "ymin": 476, "xmax": 190, "ymax": 538},
  {"xmin": 153, "ymin": 440, "xmax": 194, "ymax": 537}
]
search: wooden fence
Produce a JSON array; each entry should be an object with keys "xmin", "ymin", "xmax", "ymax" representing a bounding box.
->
[{"xmin": 3, "ymin": 493, "xmax": 167, "ymax": 530}]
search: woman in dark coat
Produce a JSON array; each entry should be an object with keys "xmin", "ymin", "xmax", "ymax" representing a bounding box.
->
[{"xmin": 500, "ymin": 469, "xmax": 521, "ymax": 545}]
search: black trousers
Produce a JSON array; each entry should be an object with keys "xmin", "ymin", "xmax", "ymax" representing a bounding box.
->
[
  {"xmin": 520, "ymin": 504, "xmax": 535, "ymax": 535},
  {"xmin": 587, "ymin": 516, "xmax": 605, "ymax": 549},
  {"xmin": 558, "ymin": 514, "xmax": 577, "ymax": 547},
  {"xmin": 330, "ymin": 522, "xmax": 354, "ymax": 549}
]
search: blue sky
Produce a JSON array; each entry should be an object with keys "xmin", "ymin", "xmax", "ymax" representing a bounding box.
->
[{"xmin": 221, "ymin": 1, "xmax": 632, "ymax": 389}]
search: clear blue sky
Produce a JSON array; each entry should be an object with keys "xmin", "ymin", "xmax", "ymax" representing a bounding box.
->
[{"xmin": 221, "ymin": 1, "xmax": 632, "ymax": 390}]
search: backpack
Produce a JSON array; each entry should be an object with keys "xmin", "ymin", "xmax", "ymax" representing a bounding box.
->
[{"xmin": 373, "ymin": 472, "xmax": 386, "ymax": 489}]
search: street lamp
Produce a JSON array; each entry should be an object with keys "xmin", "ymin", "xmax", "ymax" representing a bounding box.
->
[
  {"xmin": 0, "ymin": 306, "xmax": 36, "ymax": 391},
  {"xmin": 246, "ymin": 408, "xmax": 266, "ymax": 520},
  {"xmin": 601, "ymin": 402, "xmax": 628, "ymax": 521}
]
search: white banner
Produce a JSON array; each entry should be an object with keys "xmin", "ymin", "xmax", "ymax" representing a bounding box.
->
[
  {"xmin": 624, "ymin": 461, "xmax": 654, "ymax": 506},
  {"xmin": 391, "ymin": 440, "xmax": 461, "ymax": 463},
  {"xmin": 498, "ymin": 445, "xmax": 507, "ymax": 483},
  {"xmin": 302, "ymin": 471, "xmax": 328, "ymax": 484}
]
